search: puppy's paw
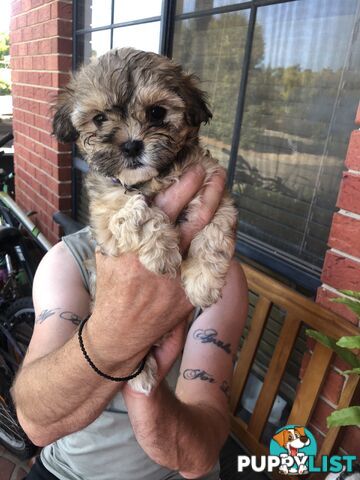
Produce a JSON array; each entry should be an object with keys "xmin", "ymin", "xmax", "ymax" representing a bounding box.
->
[
  {"xmin": 127, "ymin": 354, "xmax": 158, "ymax": 396},
  {"xmin": 140, "ymin": 232, "xmax": 182, "ymax": 278},
  {"xmin": 137, "ymin": 208, "xmax": 181, "ymax": 277},
  {"xmin": 181, "ymin": 259, "xmax": 224, "ymax": 308}
]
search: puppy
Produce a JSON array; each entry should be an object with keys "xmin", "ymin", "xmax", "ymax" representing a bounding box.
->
[{"xmin": 53, "ymin": 48, "xmax": 237, "ymax": 394}]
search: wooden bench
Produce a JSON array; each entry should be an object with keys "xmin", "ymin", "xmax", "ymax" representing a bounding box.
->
[{"xmin": 229, "ymin": 263, "xmax": 360, "ymax": 478}]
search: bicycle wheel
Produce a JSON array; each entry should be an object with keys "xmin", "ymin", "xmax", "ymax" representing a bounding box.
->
[
  {"xmin": 4, "ymin": 297, "xmax": 35, "ymax": 357},
  {"xmin": 0, "ymin": 355, "xmax": 38, "ymax": 459}
]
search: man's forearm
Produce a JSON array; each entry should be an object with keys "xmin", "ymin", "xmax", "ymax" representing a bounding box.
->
[
  {"xmin": 12, "ymin": 325, "xmax": 141, "ymax": 446},
  {"xmin": 124, "ymin": 382, "xmax": 229, "ymax": 478}
]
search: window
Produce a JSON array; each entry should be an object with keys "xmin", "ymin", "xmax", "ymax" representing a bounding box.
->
[
  {"xmin": 72, "ymin": 0, "xmax": 360, "ymax": 292},
  {"xmin": 172, "ymin": 0, "xmax": 360, "ymax": 290},
  {"xmin": 74, "ymin": 0, "xmax": 163, "ymax": 66}
]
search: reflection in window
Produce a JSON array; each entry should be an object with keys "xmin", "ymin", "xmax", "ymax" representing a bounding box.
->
[
  {"xmin": 235, "ymin": 0, "xmax": 360, "ymax": 268},
  {"xmin": 176, "ymin": 0, "xmax": 248, "ymax": 15},
  {"xmin": 172, "ymin": 11, "xmax": 249, "ymax": 168},
  {"xmin": 76, "ymin": 30, "xmax": 112, "ymax": 66},
  {"xmin": 76, "ymin": 0, "xmax": 112, "ymax": 30},
  {"xmin": 114, "ymin": 0, "xmax": 163, "ymax": 23},
  {"xmin": 113, "ymin": 22, "xmax": 161, "ymax": 53}
]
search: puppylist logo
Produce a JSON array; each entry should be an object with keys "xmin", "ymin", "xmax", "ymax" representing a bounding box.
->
[{"xmin": 238, "ymin": 425, "xmax": 357, "ymax": 475}]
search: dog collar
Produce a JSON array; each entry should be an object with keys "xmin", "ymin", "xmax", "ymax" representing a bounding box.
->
[{"xmin": 111, "ymin": 177, "xmax": 145, "ymax": 193}]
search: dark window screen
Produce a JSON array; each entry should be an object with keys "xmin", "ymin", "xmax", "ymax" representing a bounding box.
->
[{"xmin": 172, "ymin": 0, "xmax": 360, "ymax": 284}]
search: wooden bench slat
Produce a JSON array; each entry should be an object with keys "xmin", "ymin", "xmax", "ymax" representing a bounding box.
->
[
  {"xmin": 242, "ymin": 264, "xmax": 359, "ymax": 340},
  {"xmin": 230, "ymin": 416, "xmax": 268, "ymax": 457},
  {"xmin": 230, "ymin": 296, "xmax": 272, "ymax": 414},
  {"xmin": 317, "ymin": 374, "xmax": 360, "ymax": 459},
  {"xmin": 287, "ymin": 342, "xmax": 333, "ymax": 426},
  {"xmin": 247, "ymin": 313, "xmax": 301, "ymax": 440}
]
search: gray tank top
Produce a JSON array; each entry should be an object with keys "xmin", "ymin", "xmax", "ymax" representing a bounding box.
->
[{"xmin": 41, "ymin": 227, "xmax": 220, "ymax": 480}]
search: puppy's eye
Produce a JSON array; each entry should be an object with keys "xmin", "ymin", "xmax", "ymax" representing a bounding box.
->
[
  {"xmin": 93, "ymin": 113, "xmax": 107, "ymax": 127},
  {"xmin": 148, "ymin": 106, "xmax": 167, "ymax": 124}
]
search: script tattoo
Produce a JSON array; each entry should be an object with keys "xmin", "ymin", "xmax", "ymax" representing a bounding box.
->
[
  {"xmin": 36, "ymin": 308, "xmax": 82, "ymax": 326},
  {"xmin": 36, "ymin": 308, "xmax": 60, "ymax": 324},
  {"xmin": 59, "ymin": 311, "xmax": 82, "ymax": 326},
  {"xmin": 193, "ymin": 328, "xmax": 231, "ymax": 354},
  {"xmin": 183, "ymin": 369, "xmax": 215, "ymax": 383},
  {"xmin": 220, "ymin": 380, "xmax": 231, "ymax": 400}
]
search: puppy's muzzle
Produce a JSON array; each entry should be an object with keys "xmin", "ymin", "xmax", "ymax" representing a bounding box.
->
[{"xmin": 121, "ymin": 140, "xmax": 144, "ymax": 157}]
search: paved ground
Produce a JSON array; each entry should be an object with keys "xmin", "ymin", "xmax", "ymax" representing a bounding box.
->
[{"xmin": 0, "ymin": 445, "xmax": 30, "ymax": 480}]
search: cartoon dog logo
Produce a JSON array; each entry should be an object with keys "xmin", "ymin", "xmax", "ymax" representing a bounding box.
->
[{"xmin": 272, "ymin": 426, "xmax": 311, "ymax": 475}]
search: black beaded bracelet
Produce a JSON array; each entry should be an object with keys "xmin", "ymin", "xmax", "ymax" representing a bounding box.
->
[{"xmin": 78, "ymin": 315, "xmax": 146, "ymax": 382}]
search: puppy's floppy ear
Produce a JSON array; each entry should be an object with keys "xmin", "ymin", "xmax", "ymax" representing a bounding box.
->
[
  {"xmin": 52, "ymin": 87, "xmax": 79, "ymax": 143},
  {"xmin": 179, "ymin": 73, "xmax": 212, "ymax": 127}
]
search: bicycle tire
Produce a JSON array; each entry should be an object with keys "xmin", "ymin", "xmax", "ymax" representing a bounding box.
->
[
  {"xmin": 0, "ymin": 364, "xmax": 37, "ymax": 459},
  {"xmin": 4, "ymin": 297, "xmax": 35, "ymax": 357}
]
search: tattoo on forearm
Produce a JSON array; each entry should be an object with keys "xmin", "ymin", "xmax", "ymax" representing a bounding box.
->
[
  {"xmin": 183, "ymin": 369, "xmax": 215, "ymax": 383},
  {"xmin": 193, "ymin": 328, "xmax": 232, "ymax": 355},
  {"xmin": 59, "ymin": 311, "xmax": 82, "ymax": 326},
  {"xmin": 36, "ymin": 308, "xmax": 82, "ymax": 326},
  {"xmin": 36, "ymin": 308, "xmax": 60, "ymax": 324},
  {"xmin": 220, "ymin": 380, "xmax": 231, "ymax": 400}
]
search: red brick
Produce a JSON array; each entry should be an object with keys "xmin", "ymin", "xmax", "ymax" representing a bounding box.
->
[
  {"xmin": 316, "ymin": 287, "xmax": 358, "ymax": 325},
  {"xmin": 31, "ymin": 0, "xmax": 50, "ymax": 8},
  {"xmin": 56, "ymin": 37, "xmax": 72, "ymax": 55},
  {"xmin": 311, "ymin": 397, "xmax": 333, "ymax": 433},
  {"xmin": 337, "ymin": 173, "xmax": 360, "ymax": 215},
  {"xmin": 321, "ymin": 250, "xmax": 360, "ymax": 291},
  {"xmin": 23, "ymin": 0, "xmax": 33, "ymax": 12},
  {"xmin": 31, "ymin": 54, "xmax": 72, "ymax": 72},
  {"xmin": 53, "ymin": 166, "xmax": 71, "ymax": 181},
  {"xmin": 11, "ymin": 28, "xmax": 23, "ymax": 43},
  {"xmin": 58, "ymin": 196, "xmax": 72, "ymax": 210},
  {"xmin": 329, "ymin": 213, "xmax": 360, "ymax": 258},
  {"xmin": 339, "ymin": 426, "xmax": 360, "ymax": 456},
  {"xmin": 43, "ymin": 18, "xmax": 72, "ymax": 38},
  {"xmin": 320, "ymin": 368, "xmax": 345, "ymax": 405},
  {"xmin": 18, "ymin": 42, "xmax": 28, "ymax": 56},
  {"xmin": 12, "ymin": 0, "xmax": 22, "ymax": 16},
  {"xmin": 356, "ymin": 102, "xmax": 360, "ymax": 126},
  {"xmin": 345, "ymin": 130, "xmax": 360, "ymax": 170},
  {"xmin": 52, "ymin": 72, "xmax": 71, "ymax": 88},
  {"xmin": 51, "ymin": 1, "xmax": 72, "ymax": 21},
  {"xmin": 37, "ymin": 3, "xmax": 52, "ymax": 23}
]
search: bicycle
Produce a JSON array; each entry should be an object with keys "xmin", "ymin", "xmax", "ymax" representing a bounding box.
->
[
  {"xmin": 0, "ymin": 132, "xmax": 52, "ymax": 459},
  {"xmin": 0, "ymin": 131, "xmax": 84, "ymax": 459}
]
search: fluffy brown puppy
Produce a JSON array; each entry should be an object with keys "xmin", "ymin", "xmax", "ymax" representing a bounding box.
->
[{"xmin": 53, "ymin": 48, "xmax": 237, "ymax": 394}]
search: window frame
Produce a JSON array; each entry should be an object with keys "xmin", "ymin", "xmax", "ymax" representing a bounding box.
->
[{"xmin": 71, "ymin": 0, "xmax": 338, "ymax": 293}]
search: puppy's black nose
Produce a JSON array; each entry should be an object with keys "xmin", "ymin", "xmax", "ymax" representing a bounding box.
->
[{"xmin": 120, "ymin": 140, "xmax": 144, "ymax": 157}]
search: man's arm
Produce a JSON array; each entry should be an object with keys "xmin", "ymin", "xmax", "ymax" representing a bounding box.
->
[
  {"xmin": 11, "ymin": 166, "xmax": 214, "ymax": 447},
  {"xmin": 12, "ymin": 242, "xmax": 145, "ymax": 446},
  {"xmin": 123, "ymin": 260, "xmax": 248, "ymax": 478}
]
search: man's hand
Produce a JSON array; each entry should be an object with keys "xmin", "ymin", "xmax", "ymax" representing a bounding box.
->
[
  {"xmin": 87, "ymin": 166, "xmax": 227, "ymax": 374},
  {"xmin": 154, "ymin": 166, "xmax": 226, "ymax": 252},
  {"xmin": 12, "ymin": 164, "xmax": 227, "ymax": 446}
]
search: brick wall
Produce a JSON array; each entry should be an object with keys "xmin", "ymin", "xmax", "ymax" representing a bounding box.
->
[
  {"xmin": 10, "ymin": 0, "xmax": 72, "ymax": 244},
  {"xmin": 310, "ymin": 104, "xmax": 360, "ymax": 456}
]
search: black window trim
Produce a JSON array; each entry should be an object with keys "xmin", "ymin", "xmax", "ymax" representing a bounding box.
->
[{"xmin": 71, "ymin": 0, "xmax": 329, "ymax": 293}]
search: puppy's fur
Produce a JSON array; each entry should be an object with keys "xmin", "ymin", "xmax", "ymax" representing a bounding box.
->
[{"xmin": 53, "ymin": 48, "xmax": 237, "ymax": 394}]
